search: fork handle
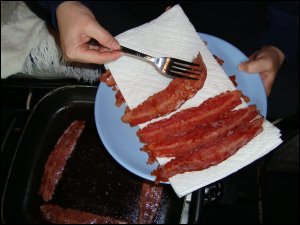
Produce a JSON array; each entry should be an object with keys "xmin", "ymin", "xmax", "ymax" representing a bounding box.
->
[
  {"xmin": 88, "ymin": 39, "xmax": 152, "ymax": 61},
  {"xmin": 120, "ymin": 46, "xmax": 151, "ymax": 59}
]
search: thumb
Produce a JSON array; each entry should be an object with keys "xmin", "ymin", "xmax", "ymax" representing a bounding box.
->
[
  {"xmin": 88, "ymin": 23, "xmax": 120, "ymax": 50},
  {"xmin": 238, "ymin": 58, "xmax": 267, "ymax": 74}
]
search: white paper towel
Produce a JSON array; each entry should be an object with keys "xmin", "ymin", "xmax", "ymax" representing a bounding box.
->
[{"xmin": 106, "ymin": 5, "xmax": 282, "ymax": 197}]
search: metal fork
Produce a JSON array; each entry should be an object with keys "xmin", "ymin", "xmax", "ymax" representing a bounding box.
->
[
  {"xmin": 88, "ymin": 39, "xmax": 202, "ymax": 79},
  {"xmin": 120, "ymin": 46, "xmax": 203, "ymax": 79}
]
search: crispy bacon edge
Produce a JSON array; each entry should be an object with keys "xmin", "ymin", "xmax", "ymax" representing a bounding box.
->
[
  {"xmin": 100, "ymin": 70, "xmax": 126, "ymax": 107},
  {"xmin": 39, "ymin": 120, "xmax": 85, "ymax": 202},
  {"xmin": 213, "ymin": 54, "xmax": 224, "ymax": 66},
  {"xmin": 121, "ymin": 53, "xmax": 207, "ymax": 126},
  {"xmin": 229, "ymin": 75, "xmax": 238, "ymax": 87},
  {"xmin": 99, "ymin": 70, "xmax": 116, "ymax": 87}
]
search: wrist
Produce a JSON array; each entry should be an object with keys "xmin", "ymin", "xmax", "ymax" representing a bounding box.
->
[
  {"xmin": 56, "ymin": 1, "xmax": 95, "ymax": 33},
  {"xmin": 57, "ymin": 1, "xmax": 82, "ymax": 16},
  {"xmin": 57, "ymin": 1, "xmax": 94, "ymax": 16}
]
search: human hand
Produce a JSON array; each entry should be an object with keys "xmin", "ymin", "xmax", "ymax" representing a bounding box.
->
[
  {"xmin": 238, "ymin": 46, "xmax": 285, "ymax": 96},
  {"xmin": 56, "ymin": 1, "xmax": 122, "ymax": 64}
]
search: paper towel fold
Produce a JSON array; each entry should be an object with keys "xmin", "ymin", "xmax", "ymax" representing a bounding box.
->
[{"xmin": 106, "ymin": 5, "xmax": 282, "ymax": 197}]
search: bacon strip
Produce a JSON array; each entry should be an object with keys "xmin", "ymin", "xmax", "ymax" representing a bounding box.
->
[
  {"xmin": 100, "ymin": 70, "xmax": 126, "ymax": 107},
  {"xmin": 40, "ymin": 204, "xmax": 128, "ymax": 224},
  {"xmin": 137, "ymin": 90, "xmax": 243, "ymax": 143},
  {"xmin": 137, "ymin": 182, "xmax": 163, "ymax": 224},
  {"xmin": 242, "ymin": 94, "xmax": 251, "ymax": 103},
  {"xmin": 121, "ymin": 53, "xmax": 207, "ymax": 126},
  {"xmin": 152, "ymin": 117, "xmax": 264, "ymax": 183},
  {"xmin": 115, "ymin": 89, "xmax": 125, "ymax": 107},
  {"xmin": 229, "ymin": 75, "xmax": 238, "ymax": 87},
  {"xmin": 213, "ymin": 54, "xmax": 224, "ymax": 66},
  {"xmin": 100, "ymin": 70, "xmax": 116, "ymax": 87},
  {"xmin": 39, "ymin": 120, "xmax": 85, "ymax": 202},
  {"xmin": 143, "ymin": 105, "xmax": 258, "ymax": 164}
]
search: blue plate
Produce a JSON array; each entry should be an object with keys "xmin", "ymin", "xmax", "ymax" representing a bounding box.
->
[
  {"xmin": 199, "ymin": 33, "xmax": 267, "ymax": 116},
  {"xmin": 94, "ymin": 33, "xmax": 267, "ymax": 182}
]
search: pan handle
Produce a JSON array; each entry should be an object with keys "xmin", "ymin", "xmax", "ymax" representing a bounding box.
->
[{"xmin": 188, "ymin": 188, "xmax": 204, "ymax": 224}]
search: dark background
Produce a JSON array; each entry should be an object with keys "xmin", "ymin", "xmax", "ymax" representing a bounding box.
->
[{"xmin": 2, "ymin": 1, "xmax": 299, "ymax": 224}]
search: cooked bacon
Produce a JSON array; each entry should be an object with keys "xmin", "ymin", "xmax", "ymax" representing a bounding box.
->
[
  {"xmin": 121, "ymin": 53, "xmax": 207, "ymax": 126},
  {"xmin": 213, "ymin": 54, "xmax": 224, "ymax": 66},
  {"xmin": 137, "ymin": 182, "xmax": 163, "ymax": 224},
  {"xmin": 137, "ymin": 90, "xmax": 243, "ymax": 143},
  {"xmin": 112, "ymin": 85, "xmax": 118, "ymax": 92},
  {"xmin": 40, "ymin": 204, "xmax": 128, "ymax": 224},
  {"xmin": 100, "ymin": 70, "xmax": 126, "ymax": 107},
  {"xmin": 229, "ymin": 75, "xmax": 238, "ymax": 87},
  {"xmin": 39, "ymin": 120, "xmax": 85, "ymax": 202},
  {"xmin": 115, "ymin": 90, "xmax": 125, "ymax": 107},
  {"xmin": 152, "ymin": 117, "xmax": 264, "ymax": 183},
  {"xmin": 242, "ymin": 94, "xmax": 251, "ymax": 103},
  {"xmin": 100, "ymin": 70, "xmax": 116, "ymax": 87},
  {"xmin": 227, "ymin": 76, "xmax": 250, "ymax": 103},
  {"xmin": 143, "ymin": 105, "xmax": 258, "ymax": 164}
]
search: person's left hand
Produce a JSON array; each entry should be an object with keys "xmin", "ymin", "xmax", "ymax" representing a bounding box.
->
[{"xmin": 238, "ymin": 46, "xmax": 285, "ymax": 96}]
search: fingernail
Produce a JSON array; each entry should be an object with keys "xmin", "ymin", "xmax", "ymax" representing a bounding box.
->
[{"xmin": 238, "ymin": 63, "xmax": 244, "ymax": 71}]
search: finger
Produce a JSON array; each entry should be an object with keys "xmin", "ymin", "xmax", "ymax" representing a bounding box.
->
[
  {"xmin": 88, "ymin": 44, "xmax": 100, "ymax": 51},
  {"xmin": 165, "ymin": 6, "xmax": 172, "ymax": 11},
  {"xmin": 238, "ymin": 50, "xmax": 263, "ymax": 71},
  {"xmin": 248, "ymin": 51, "xmax": 259, "ymax": 60},
  {"xmin": 238, "ymin": 57, "xmax": 271, "ymax": 74},
  {"xmin": 69, "ymin": 49, "xmax": 123, "ymax": 64},
  {"xmin": 98, "ymin": 46, "xmax": 114, "ymax": 53},
  {"xmin": 87, "ymin": 23, "xmax": 120, "ymax": 51},
  {"xmin": 238, "ymin": 53, "xmax": 257, "ymax": 71},
  {"xmin": 88, "ymin": 44, "xmax": 111, "ymax": 53}
]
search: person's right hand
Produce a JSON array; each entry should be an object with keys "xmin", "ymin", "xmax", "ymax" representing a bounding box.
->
[{"xmin": 56, "ymin": 1, "xmax": 122, "ymax": 64}]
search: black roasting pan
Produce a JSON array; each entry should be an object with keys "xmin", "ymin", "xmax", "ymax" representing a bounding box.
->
[{"xmin": 1, "ymin": 85, "xmax": 186, "ymax": 224}]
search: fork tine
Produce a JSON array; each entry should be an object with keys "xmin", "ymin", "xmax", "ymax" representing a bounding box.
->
[
  {"xmin": 170, "ymin": 66, "xmax": 202, "ymax": 76},
  {"xmin": 171, "ymin": 60, "xmax": 202, "ymax": 75},
  {"xmin": 168, "ymin": 69, "xmax": 199, "ymax": 80},
  {"xmin": 171, "ymin": 58, "xmax": 200, "ymax": 68},
  {"xmin": 170, "ymin": 64, "xmax": 202, "ymax": 75},
  {"xmin": 168, "ymin": 71, "xmax": 198, "ymax": 80}
]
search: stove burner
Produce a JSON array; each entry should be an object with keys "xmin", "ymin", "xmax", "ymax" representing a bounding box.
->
[{"xmin": 204, "ymin": 182, "xmax": 224, "ymax": 203}]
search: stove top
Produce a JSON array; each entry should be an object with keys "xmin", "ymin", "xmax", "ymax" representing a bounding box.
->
[{"xmin": 1, "ymin": 75, "xmax": 99, "ymax": 190}]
